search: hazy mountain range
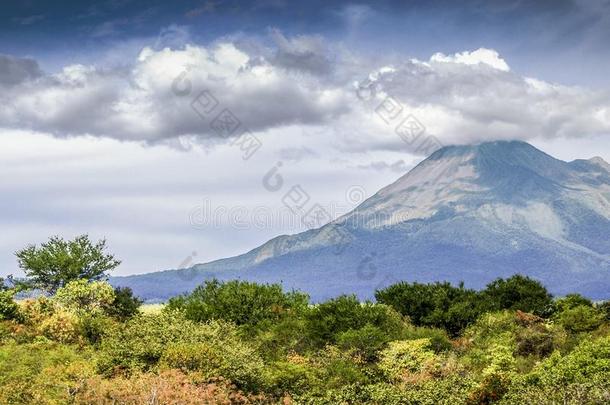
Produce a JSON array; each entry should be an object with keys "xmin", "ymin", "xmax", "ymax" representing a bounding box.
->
[{"xmin": 112, "ymin": 141, "xmax": 610, "ymax": 301}]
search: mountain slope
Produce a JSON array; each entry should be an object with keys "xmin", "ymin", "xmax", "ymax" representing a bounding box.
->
[{"xmin": 112, "ymin": 141, "xmax": 610, "ymax": 301}]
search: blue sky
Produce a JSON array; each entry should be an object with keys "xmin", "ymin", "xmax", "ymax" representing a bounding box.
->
[
  {"xmin": 0, "ymin": 0, "xmax": 609, "ymax": 277},
  {"xmin": 4, "ymin": 0, "xmax": 610, "ymax": 86}
]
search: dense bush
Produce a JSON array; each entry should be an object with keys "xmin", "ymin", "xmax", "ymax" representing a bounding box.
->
[
  {"xmin": 501, "ymin": 336, "xmax": 610, "ymax": 404},
  {"xmin": 378, "ymin": 338, "xmax": 436, "ymax": 380},
  {"xmin": 482, "ymin": 275, "xmax": 553, "ymax": 316},
  {"xmin": 54, "ymin": 279, "xmax": 115, "ymax": 315},
  {"xmin": 166, "ymin": 279, "xmax": 309, "ymax": 328},
  {"xmin": 0, "ymin": 290, "xmax": 20, "ymax": 321},
  {"xmin": 105, "ymin": 286, "xmax": 142, "ymax": 320},
  {"xmin": 556, "ymin": 304, "xmax": 604, "ymax": 333},
  {"xmin": 0, "ymin": 275, "xmax": 608, "ymax": 404},
  {"xmin": 376, "ymin": 281, "xmax": 483, "ymax": 335},
  {"xmin": 0, "ymin": 341, "xmax": 94, "ymax": 404},
  {"xmin": 304, "ymin": 295, "xmax": 405, "ymax": 347}
]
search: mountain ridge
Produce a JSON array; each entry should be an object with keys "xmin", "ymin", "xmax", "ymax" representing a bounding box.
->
[{"xmin": 111, "ymin": 140, "xmax": 610, "ymax": 301}]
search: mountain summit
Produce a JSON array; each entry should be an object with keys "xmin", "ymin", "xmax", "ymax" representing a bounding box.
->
[{"xmin": 113, "ymin": 141, "xmax": 610, "ymax": 301}]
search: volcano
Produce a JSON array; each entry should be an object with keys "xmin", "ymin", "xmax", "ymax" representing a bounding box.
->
[{"xmin": 113, "ymin": 141, "xmax": 610, "ymax": 301}]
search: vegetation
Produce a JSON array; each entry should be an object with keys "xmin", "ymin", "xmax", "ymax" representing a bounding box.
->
[
  {"xmin": 1, "ymin": 239, "xmax": 609, "ymax": 404},
  {"xmin": 15, "ymin": 235, "xmax": 120, "ymax": 293}
]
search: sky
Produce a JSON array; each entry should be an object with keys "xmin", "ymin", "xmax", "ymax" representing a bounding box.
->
[{"xmin": 1, "ymin": 0, "xmax": 609, "ymax": 277}]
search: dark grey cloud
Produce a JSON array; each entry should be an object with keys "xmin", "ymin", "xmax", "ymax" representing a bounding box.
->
[
  {"xmin": 0, "ymin": 41, "xmax": 351, "ymax": 142},
  {"xmin": 269, "ymin": 29, "xmax": 334, "ymax": 76},
  {"xmin": 0, "ymin": 54, "xmax": 43, "ymax": 86}
]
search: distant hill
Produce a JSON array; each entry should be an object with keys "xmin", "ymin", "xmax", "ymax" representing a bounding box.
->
[{"xmin": 112, "ymin": 141, "xmax": 610, "ymax": 301}]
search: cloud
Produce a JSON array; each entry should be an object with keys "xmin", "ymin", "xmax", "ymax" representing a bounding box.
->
[
  {"xmin": 0, "ymin": 41, "xmax": 351, "ymax": 142},
  {"xmin": 430, "ymin": 48, "xmax": 510, "ymax": 72},
  {"xmin": 355, "ymin": 48, "xmax": 610, "ymax": 148},
  {"xmin": 269, "ymin": 29, "xmax": 334, "ymax": 76},
  {"xmin": 357, "ymin": 160, "xmax": 409, "ymax": 173},
  {"xmin": 1, "ymin": 41, "xmax": 609, "ymax": 151},
  {"xmin": 0, "ymin": 54, "xmax": 43, "ymax": 86}
]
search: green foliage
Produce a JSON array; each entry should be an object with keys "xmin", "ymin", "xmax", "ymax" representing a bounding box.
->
[
  {"xmin": 598, "ymin": 301, "xmax": 610, "ymax": 322},
  {"xmin": 166, "ymin": 279, "xmax": 309, "ymax": 327},
  {"xmin": 376, "ymin": 281, "xmax": 483, "ymax": 335},
  {"xmin": 54, "ymin": 279, "xmax": 116, "ymax": 315},
  {"xmin": 96, "ymin": 311, "xmax": 267, "ymax": 391},
  {"xmin": 77, "ymin": 313, "xmax": 115, "ymax": 345},
  {"xmin": 336, "ymin": 324, "xmax": 389, "ymax": 362},
  {"xmin": 554, "ymin": 293, "xmax": 594, "ymax": 312},
  {"xmin": 378, "ymin": 339, "xmax": 436, "ymax": 380},
  {"xmin": 0, "ymin": 341, "xmax": 94, "ymax": 404},
  {"xmin": 160, "ymin": 340, "xmax": 266, "ymax": 391},
  {"xmin": 482, "ymin": 274, "xmax": 553, "ymax": 316},
  {"xmin": 0, "ymin": 275, "xmax": 608, "ymax": 404},
  {"xmin": 254, "ymin": 317, "xmax": 309, "ymax": 360},
  {"xmin": 15, "ymin": 235, "xmax": 121, "ymax": 293},
  {"xmin": 501, "ymin": 336, "xmax": 610, "ymax": 404},
  {"xmin": 0, "ymin": 290, "xmax": 20, "ymax": 321},
  {"xmin": 105, "ymin": 286, "xmax": 142, "ymax": 320},
  {"xmin": 514, "ymin": 324, "xmax": 556, "ymax": 357},
  {"xmin": 556, "ymin": 304, "xmax": 604, "ymax": 333},
  {"xmin": 304, "ymin": 295, "xmax": 406, "ymax": 347}
]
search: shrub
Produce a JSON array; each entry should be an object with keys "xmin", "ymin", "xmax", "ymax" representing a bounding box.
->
[
  {"xmin": 312, "ymin": 345, "xmax": 368, "ymax": 389},
  {"xmin": 77, "ymin": 313, "xmax": 114, "ymax": 345},
  {"xmin": 166, "ymin": 279, "xmax": 309, "ymax": 328},
  {"xmin": 336, "ymin": 324, "xmax": 389, "ymax": 362},
  {"xmin": 97, "ymin": 312, "xmax": 226, "ymax": 374},
  {"xmin": 376, "ymin": 281, "xmax": 483, "ymax": 335},
  {"xmin": 161, "ymin": 340, "xmax": 266, "ymax": 391},
  {"xmin": 514, "ymin": 325, "xmax": 555, "ymax": 357},
  {"xmin": 0, "ymin": 290, "xmax": 20, "ymax": 321},
  {"xmin": 20, "ymin": 296, "xmax": 56, "ymax": 325},
  {"xmin": 38, "ymin": 309, "xmax": 80, "ymax": 343},
  {"xmin": 378, "ymin": 339, "xmax": 436, "ymax": 381},
  {"xmin": 597, "ymin": 301, "xmax": 610, "ymax": 322},
  {"xmin": 400, "ymin": 324, "xmax": 453, "ymax": 352},
  {"xmin": 481, "ymin": 275, "xmax": 553, "ymax": 316},
  {"xmin": 0, "ymin": 341, "xmax": 94, "ymax": 404},
  {"xmin": 304, "ymin": 295, "xmax": 405, "ymax": 347},
  {"xmin": 553, "ymin": 293, "xmax": 594, "ymax": 312},
  {"xmin": 105, "ymin": 286, "xmax": 142, "ymax": 320},
  {"xmin": 501, "ymin": 336, "xmax": 610, "ymax": 404},
  {"xmin": 74, "ymin": 369, "xmax": 271, "ymax": 404},
  {"xmin": 54, "ymin": 279, "xmax": 115, "ymax": 315},
  {"xmin": 556, "ymin": 305, "xmax": 604, "ymax": 334},
  {"xmin": 97, "ymin": 312, "xmax": 266, "ymax": 392},
  {"xmin": 254, "ymin": 317, "xmax": 309, "ymax": 360},
  {"xmin": 264, "ymin": 359, "xmax": 318, "ymax": 396}
]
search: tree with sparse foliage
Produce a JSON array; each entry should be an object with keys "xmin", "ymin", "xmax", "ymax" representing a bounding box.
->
[{"xmin": 15, "ymin": 235, "xmax": 121, "ymax": 293}]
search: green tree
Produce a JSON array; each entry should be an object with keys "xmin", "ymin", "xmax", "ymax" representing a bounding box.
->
[
  {"xmin": 553, "ymin": 293, "xmax": 593, "ymax": 313},
  {"xmin": 481, "ymin": 275, "xmax": 553, "ymax": 316},
  {"xmin": 375, "ymin": 281, "xmax": 483, "ymax": 335},
  {"xmin": 166, "ymin": 279, "xmax": 309, "ymax": 327},
  {"xmin": 105, "ymin": 287, "xmax": 142, "ymax": 320},
  {"xmin": 556, "ymin": 305, "xmax": 604, "ymax": 333},
  {"xmin": 304, "ymin": 295, "xmax": 405, "ymax": 347},
  {"xmin": 15, "ymin": 235, "xmax": 120, "ymax": 293}
]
